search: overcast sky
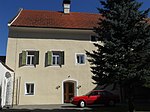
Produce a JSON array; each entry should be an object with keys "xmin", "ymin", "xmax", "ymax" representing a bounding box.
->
[{"xmin": 0, "ymin": 0, "xmax": 150, "ymax": 56}]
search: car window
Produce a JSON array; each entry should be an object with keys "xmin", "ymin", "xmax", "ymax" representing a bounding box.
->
[
  {"xmin": 98, "ymin": 91, "xmax": 105, "ymax": 96},
  {"xmin": 90, "ymin": 91, "xmax": 98, "ymax": 96},
  {"xmin": 105, "ymin": 91, "xmax": 113, "ymax": 96}
]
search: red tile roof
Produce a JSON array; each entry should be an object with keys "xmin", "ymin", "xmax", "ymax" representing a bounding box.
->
[{"xmin": 10, "ymin": 9, "xmax": 101, "ymax": 30}]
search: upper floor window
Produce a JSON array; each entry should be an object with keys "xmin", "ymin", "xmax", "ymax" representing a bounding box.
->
[
  {"xmin": 52, "ymin": 52, "xmax": 60, "ymax": 65},
  {"xmin": 19, "ymin": 50, "xmax": 39, "ymax": 67},
  {"xmin": 91, "ymin": 35, "xmax": 98, "ymax": 42},
  {"xmin": 26, "ymin": 51, "xmax": 35, "ymax": 65},
  {"xmin": 76, "ymin": 54, "xmax": 85, "ymax": 65},
  {"xmin": 45, "ymin": 51, "xmax": 64, "ymax": 67}
]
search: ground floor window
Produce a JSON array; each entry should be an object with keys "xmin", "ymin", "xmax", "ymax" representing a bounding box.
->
[{"xmin": 25, "ymin": 83, "xmax": 34, "ymax": 95}]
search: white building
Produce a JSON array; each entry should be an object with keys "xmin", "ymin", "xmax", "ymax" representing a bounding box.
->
[{"xmin": 0, "ymin": 61, "xmax": 14, "ymax": 108}]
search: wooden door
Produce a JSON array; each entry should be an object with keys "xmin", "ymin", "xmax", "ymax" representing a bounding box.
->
[{"xmin": 64, "ymin": 82, "xmax": 74, "ymax": 103}]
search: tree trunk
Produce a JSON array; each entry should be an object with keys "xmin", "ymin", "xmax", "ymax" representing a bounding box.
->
[
  {"xmin": 127, "ymin": 85, "xmax": 135, "ymax": 112},
  {"xmin": 128, "ymin": 97, "xmax": 135, "ymax": 112},
  {"xmin": 120, "ymin": 85, "xmax": 123, "ymax": 103}
]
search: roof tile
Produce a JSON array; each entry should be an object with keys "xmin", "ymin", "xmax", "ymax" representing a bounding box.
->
[{"xmin": 11, "ymin": 10, "xmax": 100, "ymax": 29}]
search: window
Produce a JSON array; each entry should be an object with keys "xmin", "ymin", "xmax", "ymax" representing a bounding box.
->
[
  {"xmin": 26, "ymin": 51, "xmax": 35, "ymax": 65},
  {"xmin": 19, "ymin": 50, "xmax": 39, "ymax": 67},
  {"xmin": 90, "ymin": 91, "xmax": 99, "ymax": 96},
  {"xmin": 76, "ymin": 54, "xmax": 85, "ymax": 64},
  {"xmin": 52, "ymin": 52, "xmax": 60, "ymax": 65},
  {"xmin": 45, "ymin": 51, "xmax": 64, "ymax": 66},
  {"xmin": 25, "ymin": 83, "xmax": 34, "ymax": 95},
  {"xmin": 91, "ymin": 35, "xmax": 98, "ymax": 42}
]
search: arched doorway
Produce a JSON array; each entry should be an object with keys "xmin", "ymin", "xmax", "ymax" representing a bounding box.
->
[{"xmin": 63, "ymin": 80, "xmax": 77, "ymax": 103}]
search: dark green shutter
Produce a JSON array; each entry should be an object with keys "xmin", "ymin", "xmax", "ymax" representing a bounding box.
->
[
  {"xmin": 22, "ymin": 51, "xmax": 27, "ymax": 66},
  {"xmin": 34, "ymin": 51, "xmax": 39, "ymax": 65},
  {"xmin": 47, "ymin": 51, "xmax": 52, "ymax": 66},
  {"xmin": 19, "ymin": 53, "xmax": 22, "ymax": 67},
  {"xmin": 60, "ymin": 51, "xmax": 64, "ymax": 65}
]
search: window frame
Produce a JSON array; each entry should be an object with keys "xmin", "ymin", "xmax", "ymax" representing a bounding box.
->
[
  {"xmin": 26, "ymin": 51, "xmax": 35, "ymax": 66},
  {"xmin": 90, "ymin": 35, "xmax": 98, "ymax": 43},
  {"xmin": 25, "ymin": 82, "xmax": 35, "ymax": 96},
  {"xmin": 51, "ymin": 50, "xmax": 61, "ymax": 66},
  {"xmin": 52, "ymin": 52, "xmax": 60, "ymax": 66},
  {"xmin": 19, "ymin": 50, "xmax": 39, "ymax": 67},
  {"xmin": 75, "ymin": 53, "xmax": 86, "ymax": 65}
]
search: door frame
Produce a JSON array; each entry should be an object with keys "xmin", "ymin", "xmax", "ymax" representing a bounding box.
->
[{"xmin": 62, "ymin": 79, "xmax": 78, "ymax": 104}]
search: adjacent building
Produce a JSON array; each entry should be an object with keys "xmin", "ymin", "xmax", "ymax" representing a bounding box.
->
[
  {"xmin": 6, "ymin": 0, "xmax": 103, "ymax": 105},
  {"xmin": 0, "ymin": 61, "xmax": 14, "ymax": 107}
]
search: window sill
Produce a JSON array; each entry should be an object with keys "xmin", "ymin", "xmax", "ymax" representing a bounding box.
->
[
  {"xmin": 75, "ymin": 63, "xmax": 86, "ymax": 65},
  {"xmin": 23, "ymin": 65, "xmax": 37, "ymax": 68},
  {"xmin": 25, "ymin": 94, "xmax": 34, "ymax": 96}
]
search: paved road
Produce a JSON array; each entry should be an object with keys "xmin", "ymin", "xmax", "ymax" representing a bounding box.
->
[
  {"xmin": 2, "ymin": 104, "xmax": 94, "ymax": 112},
  {"xmin": 12, "ymin": 103, "xmax": 91, "ymax": 110},
  {"xmin": 1, "ymin": 103, "xmax": 150, "ymax": 112}
]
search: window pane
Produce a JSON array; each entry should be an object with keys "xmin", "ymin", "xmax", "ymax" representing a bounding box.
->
[
  {"xmin": 91, "ymin": 91, "xmax": 98, "ymax": 96},
  {"xmin": 31, "ymin": 84, "xmax": 34, "ymax": 93},
  {"xmin": 32, "ymin": 56, "xmax": 34, "ymax": 65},
  {"xmin": 28, "ymin": 51, "xmax": 35, "ymax": 55},
  {"xmin": 27, "ymin": 56, "xmax": 30, "ymax": 65},
  {"xmin": 57, "ymin": 56, "xmax": 59, "ymax": 65},
  {"xmin": 80, "ymin": 55, "xmax": 84, "ymax": 64},
  {"xmin": 91, "ymin": 36, "xmax": 97, "ymax": 42},
  {"xmin": 26, "ymin": 84, "xmax": 30, "ymax": 93},
  {"xmin": 53, "ymin": 57, "xmax": 55, "ymax": 65},
  {"xmin": 77, "ymin": 55, "xmax": 80, "ymax": 63},
  {"xmin": 26, "ymin": 51, "xmax": 35, "ymax": 65},
  {"xmin": 26, "ymin": 83, "xmax": 34, "ymax": 95},
  {"xmin": 52, "ymin": 54, "xmax": 60, "ymax": 65},
  {"xmin": 77, "ymin": 54, "xmax": 85, "ymax": 64}
]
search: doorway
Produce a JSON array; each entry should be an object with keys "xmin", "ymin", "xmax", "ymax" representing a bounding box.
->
[{"xmin": 63, "ymin": 81, "xmax": 76, "ymax": 103}]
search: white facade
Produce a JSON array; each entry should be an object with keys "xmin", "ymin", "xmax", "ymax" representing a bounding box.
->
[{"xmin": 0, "ymin": 61, "xmax": 14, "ymax": 108}]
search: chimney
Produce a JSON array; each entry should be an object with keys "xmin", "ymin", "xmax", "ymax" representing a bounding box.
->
[{"xmin": 63, "ymin": 0, "xmax": 71, "ymax": 14}]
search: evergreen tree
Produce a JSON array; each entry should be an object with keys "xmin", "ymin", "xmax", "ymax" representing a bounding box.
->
[{"xmin": 86, "ymin": 0, "xmax": 150, "ymax": 111}]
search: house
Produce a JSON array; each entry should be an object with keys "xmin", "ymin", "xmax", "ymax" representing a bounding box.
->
[
  {"xmin": 0, "ymin": 61, "xmax": 14, "ymax": 107},
  {"xmin": 6, "ymin": 0, "xmax": 102, "ymax": 105}
]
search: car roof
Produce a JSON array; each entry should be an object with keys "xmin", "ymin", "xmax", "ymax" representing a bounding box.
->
[{"xmin": 92, "ymin": 90, "xmax": 106, "ymax": 92}]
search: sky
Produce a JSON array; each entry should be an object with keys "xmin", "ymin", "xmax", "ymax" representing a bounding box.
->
[{"xmin": 0, "ymin": 0, "xmax": 150, "ymax": 56}]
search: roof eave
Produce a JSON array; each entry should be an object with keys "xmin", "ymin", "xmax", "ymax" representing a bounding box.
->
[
  {"xmin": 8, "ymin": 8, "xmax": 23, "ymax": 27},
  {"xmin": 0, "ymin": 60, "xmax": 14, "ymax": 72},
  {"xmin": 10, "ymin": 25, "xmax": 94, "ymax": 30}
]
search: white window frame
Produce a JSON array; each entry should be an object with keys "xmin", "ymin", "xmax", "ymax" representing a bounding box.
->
[
  {"xmin": 52, "ymin": 52, "xmax": 60, "ymax": 66},
  {"xmin": 25, "ymin": 83, "xmax": 35, "ymax": 96},
  {"xmin": 26, "ymin": 51, "xmax": 35, "ymax": 66},
  {"xmin": 75, "ymin": 53, "xmax": 86, "ymax": 65}
]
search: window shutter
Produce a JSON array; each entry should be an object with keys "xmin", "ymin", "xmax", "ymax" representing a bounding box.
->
[
  {"xmin": 60, "ymin": 51, "xmax": 64, "ymax": 65},
  {"xmin": 22, "ymin": 51, "xmax": 27, "ymax": 66},
  {"xmin": 19, "ymin": 53, "xmax": 22, "ymax": 67},
  {"xmin": 34, "ymin": 51, "xmax": 39, "ymax": 65},
  {"xmin": 47, "ymin": 51, "xmax": 52, "ymax": 66}
]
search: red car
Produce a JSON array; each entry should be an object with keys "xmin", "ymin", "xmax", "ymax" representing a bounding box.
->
[{"xmin": 71, "ymin": 90, "xmax": 119, "ymax": 108}]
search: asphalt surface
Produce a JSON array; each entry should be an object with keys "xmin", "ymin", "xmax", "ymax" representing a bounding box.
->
[
  {"xmin": 12, "ymin": 103, "xmax": 91, "ymax": 110},
  {"xmin": 1, "ymin": 104, "xmax": 93, "ymax": 112},
  {"xmin": 1, "ymin": 103, "xmax": 150, "ymax": 112}
]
